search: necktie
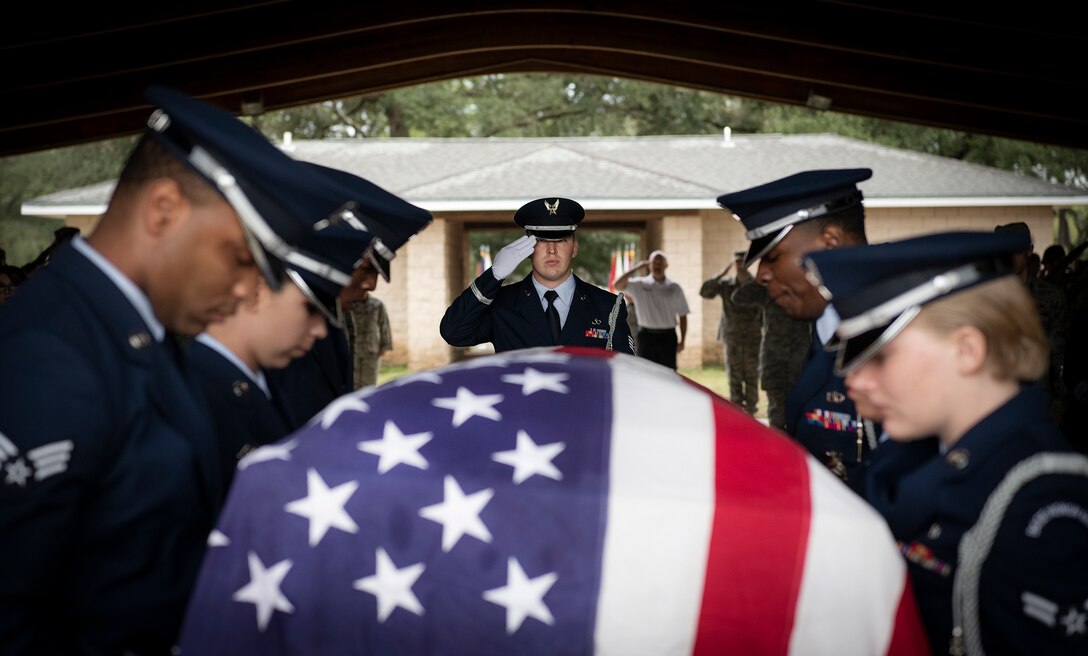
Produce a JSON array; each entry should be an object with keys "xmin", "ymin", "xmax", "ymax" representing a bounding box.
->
[{"xmin": 544, "ymin": 290, "xmax": 561, "ymax": 344}]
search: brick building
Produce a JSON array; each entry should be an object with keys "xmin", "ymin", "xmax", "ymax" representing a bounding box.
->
[{"xmin": 24, "ymin": 133, "xmax": 1088, "ymax": 371}]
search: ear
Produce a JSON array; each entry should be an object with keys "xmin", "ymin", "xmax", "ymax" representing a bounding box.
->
[
  {"xmin": 818, "ymin": 223, "xmax": 847, "ymax": 250},
  {"xmin": 952, "ymin": 325, "xmax": 989, "ymax": 375},
  {"xmin": 571, "ymin": 237, "xmax": 579, "ymax": 259},
  {"xmin": 141, "ymin": 178, "xmax": 187, "ymax": 238}
]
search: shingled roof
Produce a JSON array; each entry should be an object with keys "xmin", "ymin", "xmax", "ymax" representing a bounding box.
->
[{"xmin": 23, "ymin": 133, "xmax": 1088, "ymax": 217}]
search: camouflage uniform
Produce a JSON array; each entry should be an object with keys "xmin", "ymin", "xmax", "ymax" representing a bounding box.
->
[
  {"xmin": 342, "ymin": 295, "xmax": 392, "ymax": 389},
  {"xmin": 700, "ymin": 276, "xmax": 762, "ymax": 413},
  {"xmin": 731, "ymin": 281, "xmax": 812, "ymax": 430}
]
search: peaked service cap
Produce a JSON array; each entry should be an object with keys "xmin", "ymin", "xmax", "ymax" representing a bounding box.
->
[
  {"xmin": 300, "ymin": 162, "xmax": 433, "ymax": 282},
  {"xmin": 514, "ymin": 197, "xmax": 585, "ymax": 240},
  {"xmin": 143, "ymin": 86, "xmax": 360, "ymax": 290},
  {"xmin": 284, "ymin": 226, "xmax": 378, "ymax": 329},
  {"xmin": 802, "ymin": 230, "xmax": 1028, "ymax": 374},
  {"xmin": 717, "ymin": 168, "xmax": 872, "ymax": 266}
]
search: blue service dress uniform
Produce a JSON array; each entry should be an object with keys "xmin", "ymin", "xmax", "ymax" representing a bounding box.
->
[
  {"xmin": 0, "ymin": 245, "xmax": 224, "ymax": 654},
  {"xmin": 867, "ymin": 384, "xmax": 1088, "ymax": 655},
  {"xmin": 440, "ymin": 270, "xmax": 633, "ymax": 354},
  {"xmin": 265, "ymin": 326, "xmax": 354, "ymax": 430},
  {"xmin": 785, "ymin": 328, "xmax": 877, "ymax": 495},
  {"xmin": 187, "ymin": 340, "xmax": 292, "ymax": 490}
]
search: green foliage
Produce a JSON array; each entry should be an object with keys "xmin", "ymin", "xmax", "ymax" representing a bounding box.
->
[
  {"xmin": 0, "ymin": 136, "xmax": 134, "ymax": 265},
  {"xmin": 5, "ymin": 74, "xmax": 1088, "ymax": 266}
]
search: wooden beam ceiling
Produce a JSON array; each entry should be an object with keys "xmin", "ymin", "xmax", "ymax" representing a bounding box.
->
[{"xmin": 2, "ymin": 1, "xmax": 1083, "ymax": 156}]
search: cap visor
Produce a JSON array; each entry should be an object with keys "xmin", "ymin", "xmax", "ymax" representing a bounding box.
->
[
  {"xmin": 367, "ymin": 250, "xmax": 391, "ymax": 282},
  {"xmin": 834, "ymin": 306, "xmax": 922, "ymax": 375},
  {"xmin": 527, "ymin": 229, "xmax": 574, "ymax": 241},
  {"xmin": 744, "ymin": 230, "xmax": 784, "ymax": 267}
]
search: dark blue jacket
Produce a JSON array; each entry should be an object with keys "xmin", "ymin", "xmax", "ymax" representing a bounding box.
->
[
  {"xmin": 0, "ymin": 244, "xmax": 222, "ymax": 655},
  {"xmin": 265, "ymin": 326, "xmax": 353, "ymax": 431},
  {"xmin": 785, "ymin": 331, "xmax": 877, "ymax": 494},
  {"xmin": 440, "ymin": 271, "xmax": 633, "ymax": 354},
  {"xmin": 867, "ymin": 384, "xmax": 1088, "ymax": 655},
  {"xmin": 187, "ymin": 340, "xmax": 291, "ymax": 490}
]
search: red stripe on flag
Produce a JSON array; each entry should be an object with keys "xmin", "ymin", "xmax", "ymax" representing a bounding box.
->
[
  {"xmin": 694, "ymin": 399, "xmax": 812, "ymax": 654},
  {"xmin": 885, "ymin": 577, "xmax": 932, "ymax": 656}
]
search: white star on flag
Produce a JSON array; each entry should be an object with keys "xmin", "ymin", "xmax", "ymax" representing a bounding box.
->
[
  {"xmin": 284, "ymin": 468, "xmax": 359, "ymax": 547},
  {"xmin": 491, "ymin": 430, "xmax": 565, "ymax": 484},
  {"xmin": 318, "ymin": 393, "xmax": 371, "ymax": 429},
  {"xmin": 482, "ymin": 557, "xmax": 558, "ymax": 635},
  {"xmin": 232, "ymin": 551, "xmax": 295, "ymax": 632},
  {"xmin": 353, "ymin": 547, "xmax": 426, "ymax": 622},
  {"xmin": 359, "ymin": 420, "xmax": 433, "ymax": 474},
  {"xmin": 418, "ymin": 475, "xmax": 494, "ymax": 552},
  {"xmin": 431, "ymin": 387, "xmax": 503, "ymax": 427},
  {"xmin": 207, "ymin": 529, "xmax": 231, "ymax": 547},
  {"xmin": 501, "ymin": 368, "xmax": 570, "ymax": 395},
  {"xmin": 238, "ymin": 439, "xmax": 297, "ymax": 470}
]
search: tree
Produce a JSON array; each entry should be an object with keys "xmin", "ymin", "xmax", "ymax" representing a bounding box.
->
[{"xmin": 4, "ymin": 74, "xmax": 1087, "ymax": 265}]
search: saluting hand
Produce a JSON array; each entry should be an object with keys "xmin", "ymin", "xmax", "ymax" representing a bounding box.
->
[{"xmin": 491, "ymin": 235, "xmax": 537, "ymax": 280}]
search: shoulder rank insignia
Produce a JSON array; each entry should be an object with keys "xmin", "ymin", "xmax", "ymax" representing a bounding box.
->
[
  {"xmin": 1021, "ymin": 590, "xmax": 1088, "ymax": 635},
  {"xmin": 1, "ymin": 434, "xmax": 74, "ymax": 488}
]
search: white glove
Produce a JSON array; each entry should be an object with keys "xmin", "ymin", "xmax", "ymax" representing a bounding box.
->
[{"xmin": 490, "ymin": 235, "xmax": 537, "ymax": 280}]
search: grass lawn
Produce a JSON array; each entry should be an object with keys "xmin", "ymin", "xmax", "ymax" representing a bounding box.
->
[{"xmin": 378, "ymin": 362, "xmax": 766, "ymax": 419}]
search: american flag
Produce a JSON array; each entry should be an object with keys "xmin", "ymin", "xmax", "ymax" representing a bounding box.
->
[{"xmin": 178, "ymin": 347, "xmax": 928, "ymax": 655}]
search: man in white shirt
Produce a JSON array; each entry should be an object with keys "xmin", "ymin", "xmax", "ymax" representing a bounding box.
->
[{"xmin": 614, "ymin": 250, "xmax": 690, "ymax": 369}]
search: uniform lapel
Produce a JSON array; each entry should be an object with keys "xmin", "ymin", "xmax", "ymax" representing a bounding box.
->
[
  {"xmin": 516, "ymin": 275, "xmax": 554, "ymax": 345},
  {"xmin": 560, "ymin": 276, "xmax": 592, "ymax": 343},
  {"xmin": 52, "ymin": 247, "xmax": 224, "ymax": 510}
]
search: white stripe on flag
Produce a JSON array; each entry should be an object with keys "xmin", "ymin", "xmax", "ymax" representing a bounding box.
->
[
  {"xmin": 595, "ymin": 360, "xmax": 716, "ymax": 655},
  {"xmin": 789, "ymin": 459, "xmax": 906, "ymax": 655}
]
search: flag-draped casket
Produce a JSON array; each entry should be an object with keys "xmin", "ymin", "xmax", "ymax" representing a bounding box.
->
[{"xmin": 179, "ymin": 348, "xmax": 927, "ymax": 655}]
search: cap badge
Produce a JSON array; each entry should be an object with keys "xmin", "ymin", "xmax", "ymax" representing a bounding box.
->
[{"xmin": 544, "ymin": 199, "xmax": 560, "ymax": 215}]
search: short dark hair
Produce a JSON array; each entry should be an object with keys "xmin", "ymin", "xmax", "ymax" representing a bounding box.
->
[
  {"xmin": 808, "ymin": 204, "xmax": 868, "ymax": 244},
  {"xmin": 114, "ymin": 134, "xmax": 217, "ymax": 205}
]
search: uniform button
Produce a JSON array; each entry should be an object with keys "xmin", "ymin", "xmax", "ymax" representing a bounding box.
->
[
  {"xmin": 946, "ymin": 448, "xmax": 970, "ymax": 470},
  {"xmin": 128, "ymin": 330, "xmax": 152, "ymax": 349},
  {"xmin": 927, "ymin": 523, "xmax": 942, "ymax": 539},
  {"xmin": 232, "ymin": 380, "xmax": 250, "ymax": 397}
]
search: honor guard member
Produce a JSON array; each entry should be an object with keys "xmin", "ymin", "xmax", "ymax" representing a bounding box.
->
[
  {"xmin": 0, "ymin": 86, "xmax": 363, "ymax": 655},
  {"xmin": 188, "ymin": 227, "xmax": 376, "ymax": 490},
  {"xmin": 266, "ymin": 164, "xmax": 431, "ymax": 430},
  {"xmin": 440, "ymin": 197, "xmax": 633, "ymax": 354},
  {"xmin": 805, "ymin": 231, "xmax": 1088, "ymax": 656},
  {"xmin": 718, "ymin": 169, "xmax": 879, "ymax": 494}
]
